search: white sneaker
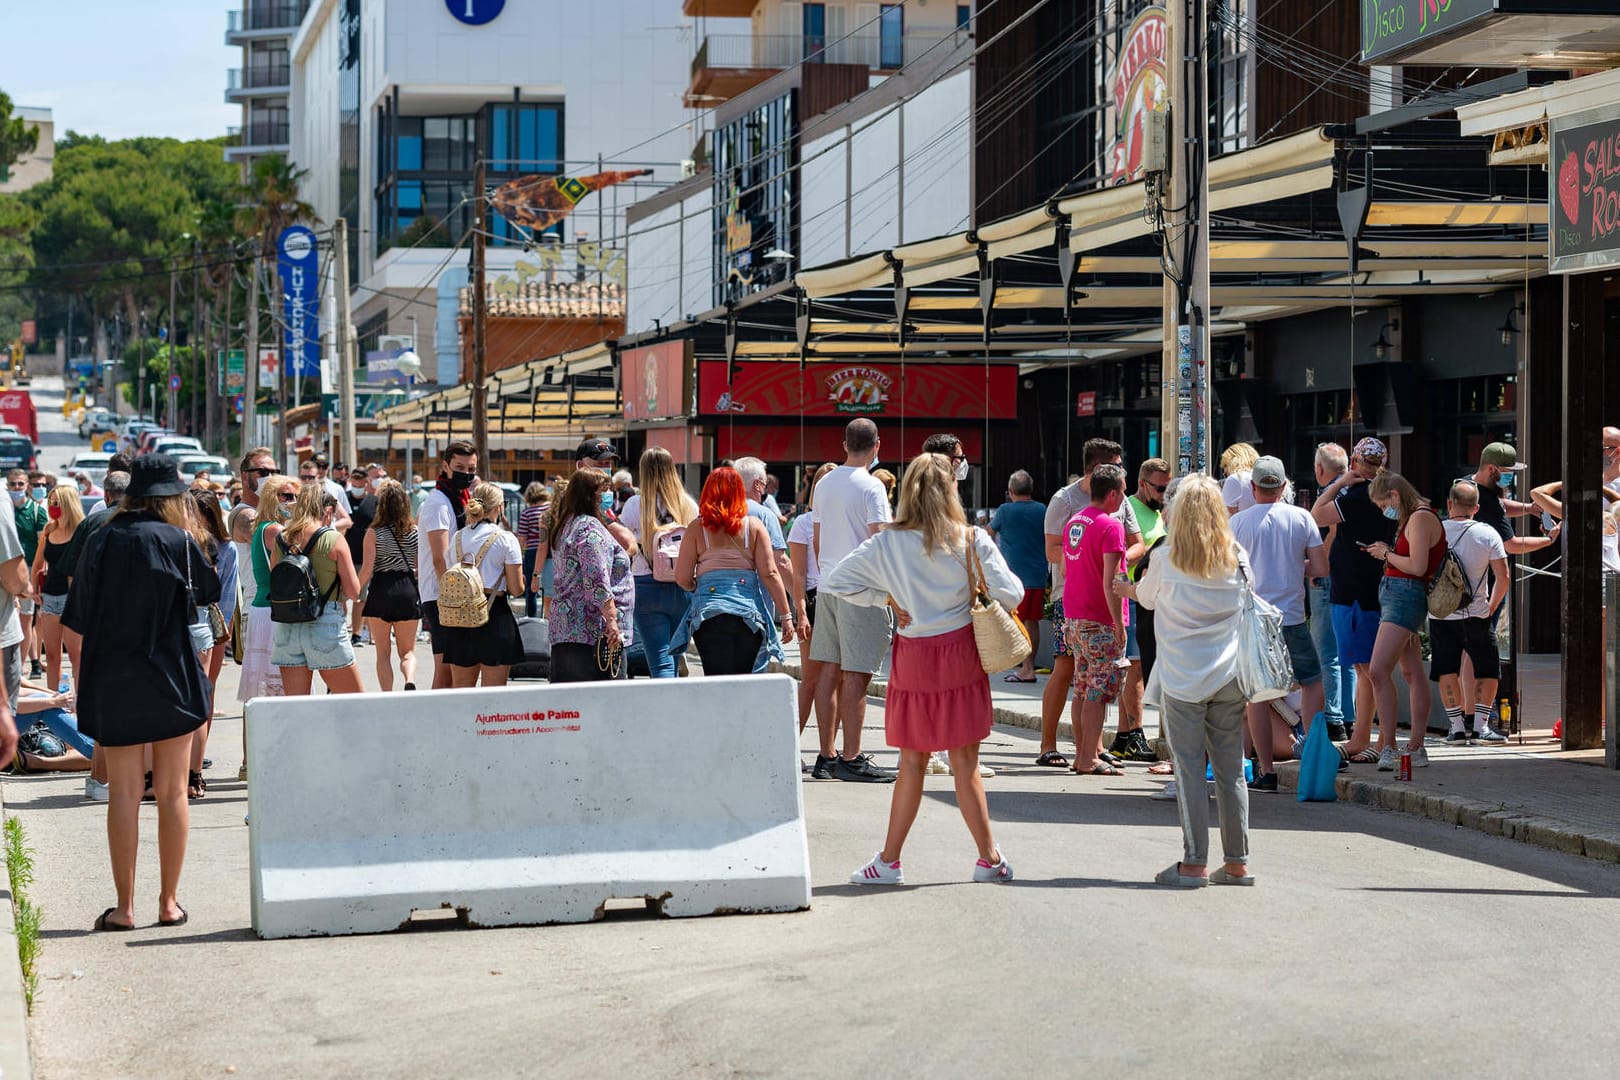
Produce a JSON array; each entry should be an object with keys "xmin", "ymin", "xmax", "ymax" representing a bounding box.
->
[
  {"xmin": 926, "ymin": 753, "xmax": 950, "ymax": 775},
  {"xmin": 972, "ymin": 850, "xmax": 1013, "ymax": 883},
  {"xmin": 1408, "ymin": 745, "xmax": 1430, "ymax": 768},
  {"xmin": 1377, "ymin": 746, "xmax": 1398, "ymax": 771},
  {"xmin": 1152, "ymin": 781, "xmax": 1179, "ymax": 801},
  {"xmin": 850, "ymin": 852, "xmax": 904, "ymax": 885},
  {"xmin": 84, "ymin": 777, "xmax": 109, "ymax": 802},
  {"xmin": 977, "ymin": 762, "xmax": 996, "ymax": 778}
]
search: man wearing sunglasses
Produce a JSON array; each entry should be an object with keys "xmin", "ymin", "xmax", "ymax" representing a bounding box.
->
[
  {"xmin": 229, "ymin": 447, "xmax": 281, "ymax": 548},
  {"xmin": 1116, "ymin": 458, "xmax": 1172, "ymax": 764}
]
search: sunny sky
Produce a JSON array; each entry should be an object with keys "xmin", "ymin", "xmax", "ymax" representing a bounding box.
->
[{"xmin": 1, "ymin": 0, "xmax": 238, "ymax": 141}]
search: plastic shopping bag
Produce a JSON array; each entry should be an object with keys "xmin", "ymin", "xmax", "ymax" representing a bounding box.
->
[{"xmin": 1296, "ymin": 713, "xmax": 1340, "ymax": 803}]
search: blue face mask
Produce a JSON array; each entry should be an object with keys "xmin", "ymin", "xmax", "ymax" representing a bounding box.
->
[
  {"xmin": 1382, "ymin": 504, "xmax": 1400, "ymax": 521},
  {"xmin": 6, "ymin": 490, "xmax": 21, "ymax": 506},
  {"xmin": 599, "ymin": 490, "xmax": 615, "ymax": 512},
  {"xmin": 30, "ymin": 487, "xmax": 45, "ymax": 501}
]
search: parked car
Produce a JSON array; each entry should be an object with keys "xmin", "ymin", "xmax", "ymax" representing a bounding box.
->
[
  {"xmin": 78, "ymin": 407, "xmax": 116, "ymax": 439},
  {"xmin": 122, "ymin": 422, "xmax": 162, "ymax": 453},
  {"xmin": 175, "ymin": 455, "xmax": 230, "ymax": 483},
  {"xmin": 152, "ymin": 438, "xmax": 204, "ymax": 458},
  {"xmin": 67, "ymin": 452, "xmax": 114, "ymax": 490},
  {"xmin": 0, "ymin": 436, "xmax": 36, "ymax": 472},
  {"xmin": 135, "ymin": 429, "xmax": 181, "ymax": 455}
]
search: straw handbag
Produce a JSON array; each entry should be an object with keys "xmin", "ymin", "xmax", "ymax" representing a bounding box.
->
[{"xmin": 965, "ymin": 529, "xmax": 1031, "ymax": 674}]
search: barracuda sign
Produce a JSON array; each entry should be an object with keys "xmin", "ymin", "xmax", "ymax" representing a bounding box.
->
[{"xmin": 1360, "ymin": 0, "xmax": 1495, "ymax": 64}]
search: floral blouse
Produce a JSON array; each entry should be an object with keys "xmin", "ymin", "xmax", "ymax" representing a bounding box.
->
[{"xmin": 551, "ymin": 515, "xmax": 634, "ymax": 646}]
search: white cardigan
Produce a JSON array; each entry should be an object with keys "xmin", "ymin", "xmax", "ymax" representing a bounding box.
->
[
  {"xmin": 1135, "ymin": 543, "xmax": 1250, "ymax": 702},
  {"xmin": 819, "ymin": 526, "xmax": 1024, "ymax": 639}
]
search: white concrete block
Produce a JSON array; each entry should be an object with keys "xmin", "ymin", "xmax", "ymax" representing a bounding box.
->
[{"xmin": 247, "ymin": 674, "xmax": 811, "ymax": 939}]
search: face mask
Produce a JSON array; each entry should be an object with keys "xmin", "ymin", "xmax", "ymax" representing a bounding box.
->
[
  {"xmin": 868, "ymin": 456, "xmax": 879, "ymax": 472},
  {"xmin": 599, "ymin": 490, "xmax": 615, "ymax": 512},
  {"xmin": 446, "ymin": 471, "xmax": 475, "ymax": 491},
  {"xmin": 350, "ymin": 484, "xmax": 367, "ymax": 495},
  {"xmin": 1498, "ymin": 472, "xmax": 1515, "ymax": 492},
  {"xmin": 1143, "ymin": 497, "xmax": 1163, "ymax": 511},
  {"xmin": 370, "ymin": 476, "xmax": 384, "ymax": 491},
  {"xmin": 6, "ymin": 491, "xmax": 21, "ymax": 506},
  {"xmin": 1382, "ymin": 504, "xmax": 1400, "ymax": 521},
  {"xmin": 218, "ymin": 497, "xmax": 231, "ymax": 513},
  {"xmin": 48, "ymin": 504, "xmax": 61, "ymax": 520},
  {"xmin": 954, "ymin": 458, "xmax": 970, "ymax": 482},
  {"xmin": 30, "ymin": 487, "xmax": 45, "ymax": 501}
]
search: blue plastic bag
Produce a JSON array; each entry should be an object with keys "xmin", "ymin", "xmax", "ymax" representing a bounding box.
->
[{"xmin": 1296, "ymin": 713, "xmax": 1340, "ymax": 803}]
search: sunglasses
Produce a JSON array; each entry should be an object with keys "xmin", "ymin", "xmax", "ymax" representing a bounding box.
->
[
  {"xmin": 277, "ymin": 492, "xmax": 298, "ymax": 503},
  {"xmin": 247, "ymin": 466, "xmax": 279, "ymax": 476},
  {"xmin": 1142, "ymin": 480, "xmax": 1168, "ymax": 494}
]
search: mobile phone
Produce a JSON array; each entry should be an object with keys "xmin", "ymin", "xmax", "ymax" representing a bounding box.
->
[
  {"xmin": 1356, "ymin": 541, "xmax": 1373, "ymax": 549},
  {"xmin": 1541, "ymin": 511, "xmax": 1558, "ymax": 533}
]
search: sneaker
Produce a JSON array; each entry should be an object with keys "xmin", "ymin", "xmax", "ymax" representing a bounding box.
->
[
  {"xmin": 850, "ymin": 852, "xmax": 904, "ymax": 885},
  {"xmin": 1118, "ymin": 731, "xmax": 1160, "ymax": 763},
  {"xmin": 1377, "ymin": 746, "xmax": 1398, "ymax": 771},
  {"xmin": 1247, "ymin": 772, "xmax": 1279, "ymax": 792},
  {"xmin": 811, "ymin": 754, "xmax": 839, "ymax": 780},
  {"xmin": 83, "ymin": 777, "xmax": 109, "ymax": 802},
  {"xmin": 28, "ymin": 661, "xmax": 42, "ymax": 679},
  {"xmin": 1476, "ymin": 726, "xmax": 1507, "ymax": 745},
  {"xmin": 404, "ymin": 682, "xmax": 416, "ymax": 691},
  {"xmin": 201, "ymin": 757, "xmax": 212, "ymax": 769},
  {"xmin": 1325, "ymin": 721, "xmax": 1349, "ymax": 743},
  {"xmin": 1443, "ymin": 730, "xmax": 1470, "ymax": 745},
  {"xmin": 972, "ymin": 850, "xmax": 1014, "ymax": 883},
  {"xmin": 977, "ymin": 763, "xmax": 996, "ymax": 778},
  {"xmin": 1408, "ymin": 745, "xmax": 1430, "ymax": 768},
  {"xmin": 1152, "ymin": 781, "xmax": 1179, "ymax": 801},
  {"xmin": 835, "ymin": 753, "xmax": 896, "ymax": 783},
  {"xmin": 926, "ymin": 752, "xmax": 951, "ymax": 775}
]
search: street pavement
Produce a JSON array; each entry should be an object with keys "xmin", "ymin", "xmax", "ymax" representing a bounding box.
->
[{"xmin": 6, "ymin": 379, "xmax": 1620, "ymax": 1078}]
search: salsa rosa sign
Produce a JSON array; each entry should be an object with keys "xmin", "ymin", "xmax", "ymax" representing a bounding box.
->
[{"xmin": 1551, "ymin": 106, "xmax": 1620, "ymax": 274}]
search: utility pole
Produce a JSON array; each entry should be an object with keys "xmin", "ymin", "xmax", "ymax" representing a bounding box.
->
[
  {"xmin": 1158, "ymin": 0, "xmax": 1212, "ymax": 476},
  {"xmin": 191, "ymin": 237, "xmax": 202, "ymax": 441},
  {"xmin": 470, "ymin": 156, "xmax": 489, "ymax": 467},
  {"xmin": 334, "ymin": 218, "xmax": 358, "ymax": 468},
  {"xmin": 244, "ymin": 254, "xmax": 261, "ymax": 457},
  {"xmin": 167, "ymin": 257, "xmax": 178, "ymax": 429}
]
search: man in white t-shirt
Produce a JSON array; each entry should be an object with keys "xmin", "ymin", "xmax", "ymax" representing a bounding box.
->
[
  {"xmin": 1039, "ymin": 438, "xmax": 1143, "ymax": 769},
  {"xmin": 1229, "ymin": 456, "xmax": 1328, "ymax": 790},
  {"xmin": 1429, "ymin": 480, "xmax": 1510, "ymax": 746},
  {"xmin": 808, "ymin": 419, "xmax": 895, "ymax": 783},
  {"xmin": 417, "ymin": 439, "xmax": 479, "ymax": 689}
]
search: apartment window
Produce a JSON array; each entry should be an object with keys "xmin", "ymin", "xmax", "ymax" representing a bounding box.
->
[
  {"xmin": 488, "ymin": 104, "xmax": 563, "ymax": 172},
  {"xmin": 803, "ymin": 3, "xmax": 826, "ymax": 61},
  {"xmin": 879, "ymin": 5, "xmax": 904, "ymax": 68}
]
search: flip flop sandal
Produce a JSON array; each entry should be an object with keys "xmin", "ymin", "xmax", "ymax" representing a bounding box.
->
[
  {"xmin": 1346, "ymin": 748, "xmax": 1380, "ymax": 765},
  {"xmin": 1075, "ymin": 762, "xmax": 1123, "ymax": 777},
  {"xmin": 1002, "ymin": 674, "xmax": 1037, "ymax": 683},
  {"xmin": 93, "ymin": 908, "xmax": 136, "ymax": 932},
  {"xmin": 1154, "ymin": 864, "xmax": 1208, "ymax": 889},
  {"xmin": 1034, "ymin": 751, "xmax": 1070, "ymax": 769},
  {"xmin": 1210, "ymin": 867, "xmax": 1256, "ymax": 886},
  {"xmin": 159, "ymin": 906, "xmax": 188, "ymax": 927}
]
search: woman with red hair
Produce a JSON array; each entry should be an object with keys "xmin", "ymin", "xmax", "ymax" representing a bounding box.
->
[{"xmin": 672, "ymin": 466, "xmax": 794, "ymax": 675}]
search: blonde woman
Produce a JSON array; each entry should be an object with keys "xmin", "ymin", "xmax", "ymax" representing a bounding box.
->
[
  {"xmin": 789, "ymin": 462, "xmax": 839, "ymax": 772},
  {"xmin": 269, "ymin": 485, "xmax": 361, "ymax": 695},
  {"xmin": 358, "ymin": 480, "xmax": 421, "ymax": 690},
  {"xmin": 1220, "ymin": 442, "xmax": 1259, "ymax": 515},
  {"xmin": 821, "ymin": 453, "xmax": 1022, "ymax": 885},
  {"xmin": 1364, "ymin": 472, "xmax": 1446, "ymax": 771},
  {"xmin": 619, "ymin": 447, "xmax": 700, "ymax": 678},
  {"xmin": 32, "ymin": 483, "xmax": 85, "ymax": 692},
  {"xmin": 441, "ymin": 482, "xmax": 524, "ymax": 687},
  {"xmin": 238, "ymin": 473, "xmax": 299, "ymax": 707},
  {"xmin": 1131, "ymin": 473, "xmax": 1254, "ymax": 888}
]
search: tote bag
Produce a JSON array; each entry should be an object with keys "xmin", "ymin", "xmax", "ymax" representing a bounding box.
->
[
  {"xmin": 966, "ymin": 529, "xmax": 1031, "ymax": 674},
  {"xmin": 1234, "ymin": 553, "xmax": 1294, "ymax": 703}
]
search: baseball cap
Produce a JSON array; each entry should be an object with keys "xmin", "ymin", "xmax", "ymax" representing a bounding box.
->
[
  {"xmin": 1352, "ymin": 436, "xmax": 1388, "ymax": 464},
  {"xmin": 1480, "ymin": 441, "xmax": 1526, "ymax": 471},
  {"xmin": 1251, "ymin": 456, "xmax": 1287, "ymax": 489},
  {"xmin": 575, "ymin": 439, "xmax": 620, "ymax": 463}
]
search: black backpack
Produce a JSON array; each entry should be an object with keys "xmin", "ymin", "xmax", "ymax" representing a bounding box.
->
[{"xmin": 269, "ymin": 527, "xmax": 338, "ymax": 624}]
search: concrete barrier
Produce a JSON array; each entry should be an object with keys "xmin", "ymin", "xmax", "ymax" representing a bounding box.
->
[{"xmin": 247, "ymin": 674, "xmax": 811, "ymax": 939}]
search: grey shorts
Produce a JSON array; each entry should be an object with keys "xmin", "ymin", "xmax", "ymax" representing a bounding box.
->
[
  {"xmin": 16, "ymin": 595, "xmax": 34, "ymax": 616},
  {"xmin": 806, "ymin": 592, "xmax": 893, "ymax": 675},
  {"xmin": 2, "ymin": 644, "xmax": 17, "ymax": 707},
  {"xmin": 1282, "ymin": 621, "xmax": 1322, "ymax": 687}
]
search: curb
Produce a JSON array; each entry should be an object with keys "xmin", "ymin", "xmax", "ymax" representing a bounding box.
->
[
  {"xmin": 0, "ymin": 784, "xmax": 35, "ymax": 1080},
  {"xmin": 1275, "ymin": 762, "xmax": 1620, "ymax": 866}
]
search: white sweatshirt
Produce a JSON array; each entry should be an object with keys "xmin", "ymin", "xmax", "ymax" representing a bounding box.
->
[{"xmin": 819, "ymin": 526, "xmax": 1024, "ymax": 639}]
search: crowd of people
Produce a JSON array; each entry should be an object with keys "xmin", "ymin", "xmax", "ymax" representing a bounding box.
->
[{"xmin": 1, "ymin": 413, "xmax": 1616, "ymax": 925}]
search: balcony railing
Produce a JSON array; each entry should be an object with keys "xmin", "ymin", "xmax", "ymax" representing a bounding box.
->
[
  {"xmin": 235, "ymin": 121, "xmax": 291, "ymax": 147},
  {"xmin": 227, "ymin": 3, "xmax": 308, "ymax": 34},
  {"xmin": 692, "ymin": 31, "xmax": 956, "ymax": 78},
  {"xmin": 227, "ymin": 64, "xmax": 292, "ymax": 92}
]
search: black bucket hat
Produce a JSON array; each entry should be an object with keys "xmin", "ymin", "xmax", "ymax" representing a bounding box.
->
[{"xmin": 126, "ymin": 454, "xmax": 187, "ymax": 498}]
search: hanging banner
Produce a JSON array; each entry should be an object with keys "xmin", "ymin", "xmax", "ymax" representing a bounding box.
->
[
  {"xmin": 696, "ymin": 361, "xmax": 1017, "ymax": 421},
  {"xmin": 622, "ymin": 340, "xmax": 691, "ymax": 422},
  {"xmin": 276, "ymin": 225, "xmax": 321, "ymax": 378},
  {"xmin": 1105, "ymin": 7, "xmax": 1168, "ymax": 186},
  {"xmin": 490, "ymin": 170, "xmax": 652, "ymax": 236},
  {"xmin": 1550, "ymin": 104, "xmax": 1620, "ymax": 275}
]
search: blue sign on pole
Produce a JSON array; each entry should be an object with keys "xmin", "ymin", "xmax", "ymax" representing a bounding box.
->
[
  {"xmin": 276, "ymin": 225, "xmax": 321, "ymax": 379},
  {"xmin": 445, "ymin": 0, "xmax": 504, "ymax": 26}
]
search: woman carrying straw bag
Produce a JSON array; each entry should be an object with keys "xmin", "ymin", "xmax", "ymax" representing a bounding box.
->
[{"xmin": 820, "ymin": 452, "xmax": 1024, "ymax": 886}]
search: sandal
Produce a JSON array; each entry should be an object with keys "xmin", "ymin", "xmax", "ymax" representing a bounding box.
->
[
  {"xmin": 7, "ymin": 748, "xmax": 32, "ymax": 775},
  {"xmin": 93, "ymin": 907, "xmax": 136, "ymax": 932},
  {"xmin": 1003, "ymin": 673, "xmax": 1037, "ymax": 683},
  {"xmin": 188, "ymin": 771, "xmax": 206, "ymax": 800},
  {"xmin": 1075, "ymin": 761, "xmax": 1124, "ymax": 777},
  {"xmin": 159, "ymin": 906, "xmax": 188, "ymax": 927},
  {"xmin": 1346, "ymin": 747, "xmax": 1380, "ymax": 765},
  {"xmin": 1034, "ymin": 750, "xmax": 1070, "ymax": 769}
]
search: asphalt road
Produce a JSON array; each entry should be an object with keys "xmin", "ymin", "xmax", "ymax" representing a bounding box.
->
[{"xmin": 9, "ymin": 382, "xmax": 1620, "ymax": 1078}]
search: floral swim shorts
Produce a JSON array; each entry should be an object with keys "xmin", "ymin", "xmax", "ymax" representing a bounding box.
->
[{"xmin": 1065, "ymin": 618, "xmax": 1123, "ymax": 704}]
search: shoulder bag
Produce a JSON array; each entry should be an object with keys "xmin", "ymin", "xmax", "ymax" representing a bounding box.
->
[
  {"xmin": 1234, "ymin": 550, "xmax": 1294, "ymax": 702},
  {"xmin": 965, "ymin": 528, "xmax": 1032, "ymax": 674}
]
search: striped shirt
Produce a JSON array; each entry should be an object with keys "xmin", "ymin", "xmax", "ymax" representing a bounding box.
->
[
  {"xmin": 517, "ymin": 503, "xmax": 548, "ymax": 550},
  {"xmin": 371, "ymin": 525, "xmax": 418, "ymax": 575}
]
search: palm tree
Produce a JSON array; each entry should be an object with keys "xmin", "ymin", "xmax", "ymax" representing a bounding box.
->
[{"xmin": 235, "ymin": 154, "xmax": 317, "ymax": 256}]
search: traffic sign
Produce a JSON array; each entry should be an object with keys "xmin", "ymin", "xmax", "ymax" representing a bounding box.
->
[
  {"xmin": 234, "ymin": 394, "xmax": 245, "ymax": 414},
  {"xmin": 100, "ymin": 438, "xmax": 117, "ymax": 454},
  {"xmin": 169, "ymin": 374, "xmax": 182, "ymax": 391}
]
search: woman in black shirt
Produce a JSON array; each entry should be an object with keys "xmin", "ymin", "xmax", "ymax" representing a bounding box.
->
[{"xmin": 64, "ymin": 455, "xmax": 218, "ymax": 930}]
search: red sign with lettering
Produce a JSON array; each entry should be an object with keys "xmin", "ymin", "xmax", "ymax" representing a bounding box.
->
[
  {"xmin": 696, "ymin": 361, "xmax": 1017, "ymax": 421},
  {"xmin": 1076, "ymin": 391, "xmax": 1097, "ymax": 417}
]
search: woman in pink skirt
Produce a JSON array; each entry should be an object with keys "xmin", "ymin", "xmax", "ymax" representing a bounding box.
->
[{"xmin": 819, "ymin": 452, "xmax": 1025, "ymax": 885}]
